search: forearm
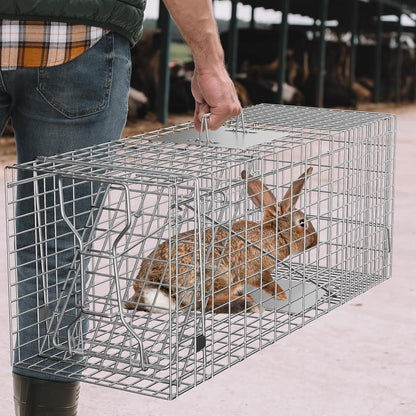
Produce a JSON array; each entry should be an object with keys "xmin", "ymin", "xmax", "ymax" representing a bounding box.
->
[
  {"xmin": 162, "ymin": 0, "xmax": 224, "ymax": 71},
  {"xmin": 162, "ymin": 0, "xmax": 241, "ymax": 130}
]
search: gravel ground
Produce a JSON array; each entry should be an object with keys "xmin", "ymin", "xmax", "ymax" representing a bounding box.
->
[{"xmin": 0, "ymin": 104, "xmax": 415, "ymax": 416}]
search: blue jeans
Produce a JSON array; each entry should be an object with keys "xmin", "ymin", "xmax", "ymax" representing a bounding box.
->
[{"xmin": 0, "ymin": 32, "xmax": 131, "ymax": 381}]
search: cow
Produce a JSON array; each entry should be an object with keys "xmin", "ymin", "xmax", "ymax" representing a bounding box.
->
[
  {"xmin": 355, "ymin": 42, "xmax": 416, "ymax": 102},
  {"xmin": 128, "ymin": 87, "xmax": 150, "ymax": 122},
  {"xmin": 236, "ymin": 73, "xmax": 305, "ymax": 106},
  {"xmin": 130, "ymin": 30, "xmax": 196, "ymax": 116},
  {"xmin": 220, "ymin": 28, "xmax": 358, "ymax": 108},
  {"xmin": 130, "ymin": 28, "xmax": 161, "ymax": 113}
]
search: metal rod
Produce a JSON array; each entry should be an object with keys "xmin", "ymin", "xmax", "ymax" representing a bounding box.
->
[
  {"xmin": 228, "ymin": 0, "xmax": 239, "ymax": 82},
  {"xmin": 110, "ymin": 183, "xmax": 150, "ymax": 370},
  {"xmin": 235, "ymin": 110, "xmax": 246, "ymax": 134},
  {"xmin": 349, "ymin": 0, "xmax": 359, "ymax": 88},
  {"xmin": 157, "ymin": 0, "xmax": 172, "ymax": 125},
  {"xmin": 414, "ymin": 25, "xmax": 416, "ymax": 102},
  {"xmin": 316, "ymin": 0, "xmax": 328, "ymax": 107},
  {"xmin": 395, "ymin": 13, "xmax": 403, "ymax": 103},
  {"xmin": 277, "ymin": 0, "xmax": 290, "ymax": 104},
  {"xmin": 374, "ymin": 1, "xmax": 383, "ymax": 104},
  {"xmin": 250, "ymin": 5, "xmax": 256, "ymax": 30},
  {"xmin": 198, "ymin": 113, "xmax": 211, "ymax": 144}
]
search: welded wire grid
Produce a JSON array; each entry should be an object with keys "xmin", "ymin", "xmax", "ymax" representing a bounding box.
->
[{"xmin": 6, "ymin": 104, "xmax": 396, "ymax": 399}]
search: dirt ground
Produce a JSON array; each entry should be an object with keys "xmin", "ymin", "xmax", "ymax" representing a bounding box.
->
[{"xmin": 0, "ymin": 104, "xmax": 415, "ymax": 416}]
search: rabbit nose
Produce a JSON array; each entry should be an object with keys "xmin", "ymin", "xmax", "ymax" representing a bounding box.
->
[{"xmin": 308, "ymin": 231, "xmax": 318, "ymax": 248}]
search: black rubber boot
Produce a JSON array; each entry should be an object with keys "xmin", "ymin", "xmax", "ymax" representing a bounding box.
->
[{"xmin": 13, "ymin": 373, "xmax": 80, "ymax": 416}]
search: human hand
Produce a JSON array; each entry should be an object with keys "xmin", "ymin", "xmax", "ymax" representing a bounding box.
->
[
  {"xmin": 191, "ymin": 65, "xmax": 241, "ymax": 131},
  {"xmin": 160, "ymin": 0, "xmax": 241, "ymax": 130}
]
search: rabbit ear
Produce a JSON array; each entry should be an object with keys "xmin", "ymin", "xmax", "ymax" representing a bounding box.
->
[
  {"xmin": 242, "ymin": 171, "xmax": 277, "ymax": 214},
  {"xmin": 279, "ymin": 167, "xmax": 313, "ymax": 214}
]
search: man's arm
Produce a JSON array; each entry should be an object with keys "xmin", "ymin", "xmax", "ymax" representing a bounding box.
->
[{"xmin": 162, "ymin": 0, "xmax": 241, "ymax": 130}]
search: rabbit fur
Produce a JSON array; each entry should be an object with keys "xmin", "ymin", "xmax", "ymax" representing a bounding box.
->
[{"xmin": 124, "ymin": 168, "xmax": 317, "ymax": 313}]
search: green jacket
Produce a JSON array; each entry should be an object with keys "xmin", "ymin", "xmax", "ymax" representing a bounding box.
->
[{"xmin": 0, "ymin": 0, "xmax": 146, "ymax": 45}]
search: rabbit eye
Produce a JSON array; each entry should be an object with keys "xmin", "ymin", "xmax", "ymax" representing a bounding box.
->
[{"xmin": 299, "ymin": 219, "xmax": 305, "ymax": 227}]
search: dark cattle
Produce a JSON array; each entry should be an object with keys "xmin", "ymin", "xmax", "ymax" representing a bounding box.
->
[
  {"xmin": 235, "ymin": 81, "xmax": 251, "ymax": 107},
  {"xmin": 168, "ymin": 61, "xmax": 194, "ymax": 113},
  {"xmin": 220, "ymin": 28, "xmax": 308, "ymax": 69},
  {"xmin": 236, "ymin": 73, "xmax": 304, "ymax": 106},
  {"xmin": 352, "ymin": 81, "xmax": 372, "ymax": 103},
  {"xmin": 220, "ymin": 27, "xmax": 309, "ymax": 95},
  {"xmin": 236, "ymin": 74, "xmax": 278, "ymax": 104},
  {"xmin": 298, "ymin": 39, "xmax": 356, "ymax": 108},
  {"xmin": 401, "ymin": 48, "xmax": 416, "ymax": 101},
  {"xmin": 128, "ymin": 87, "xmax": 150, "ymax": 122},
  {"xmin": 129, "ymin": 27, "xmax": 415, "ymax": 121},
  {"xmin": 222, "ymin": 27, "xmax": 415, "ymax": 107},
  {"xmin": 355, "ymin": 43, "xmax": 392, "ymax": 101},
  {"xmin": 301, "ymin": 74, "xmax": 357, "ymax": 108},
  {"xmin": 130, "ymin": 28, "xmax": 161, "ymax": 113},
  {"xmin": 130, "ymin": 30, "xmax": 196, "ymax": 117},
  {"xmin": 298, "ymin": 39, "xmax": 357, "ymax": 108},
  {"xmin": 355, "ymin": 43, "xmax": 416, "ymax": 102},
  {"xmin": 221, "ymin": 28, "xmax": 358, "ymax": 108}
]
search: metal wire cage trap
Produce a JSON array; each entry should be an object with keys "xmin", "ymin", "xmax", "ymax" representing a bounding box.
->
[{"xmin": 6, "ymin": 104, "xmax": 396, "ymax": 400}]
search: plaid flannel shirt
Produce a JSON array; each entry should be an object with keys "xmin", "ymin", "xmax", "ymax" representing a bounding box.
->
[{"xmin": 0, "ymin": 20, "xmax": 106, "ymax": 70}]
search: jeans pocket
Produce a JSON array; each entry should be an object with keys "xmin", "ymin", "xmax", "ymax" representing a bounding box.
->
[{"xmin": 37, "ymin": 32, "xmax": 114, "ymax": 118}]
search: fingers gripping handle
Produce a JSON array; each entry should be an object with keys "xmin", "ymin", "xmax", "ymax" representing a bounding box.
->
[
  {"xmin": 198, "ymin": 112, "xmax": 211, "ymax": 145},
  {"xmin": 198, "ymin": 111, "xmax": 246, "ymax": 145}
]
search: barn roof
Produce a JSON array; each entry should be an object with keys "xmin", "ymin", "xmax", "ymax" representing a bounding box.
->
[
  {"xmin": 219, "ymin": 0, "xmax": 416, "ymax": 30},
  {"xmin": 232, "ymin": 0, "xmax": 416, "ymax": 16}
]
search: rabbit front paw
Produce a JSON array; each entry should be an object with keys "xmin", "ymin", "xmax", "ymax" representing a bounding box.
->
[
  {"xmin": 240, "ymin": 295, "xmax": 264, "ymax": 313},
  {"xmin": 276, "ymin": 283, "xmax": 288, "ymax": 300},
  {"xmin": 276, "ymin": 291, "xmax": 288, "ymax": 300}
]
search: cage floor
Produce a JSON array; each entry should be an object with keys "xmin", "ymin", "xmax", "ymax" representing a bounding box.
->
[{"xmin": 13, "ymin": 265, "xmax": 388, "ymax": 400}]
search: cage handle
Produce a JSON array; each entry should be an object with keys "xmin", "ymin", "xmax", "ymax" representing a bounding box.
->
[
  {"xmin": 198, "ymin": 113, "xmax": 211, "ymax": 145},
  {"xmin": 235, "ymin": 109, "xmax": 246, "ymax": 134},
  {"xmin": 198, "ymin": 110, "xmax": 246, "ymax": 145}
]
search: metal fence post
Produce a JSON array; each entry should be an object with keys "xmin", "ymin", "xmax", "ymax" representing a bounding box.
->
[
  {"xmin": 374, "ymin": 1, "xmax": 383, "ymax": 104},
  {"xmin": 395, "ymin": 12, "xmax": 403, "ymax": 103},
  {"xmin": 349, "ymin": 0, "xmax": 359, "ymax": 88},
  {"xmin": 157, "ymin": 0, "xmax": 172, "ymax": 125},
  {"xmin": 277, "ymin": 0, "xmax": 290, "ymax": 104},
  {"xmin": 316, "ymin": 0, "xmax": 329, "ymax": 107},
  {"xmin": 228, "ymin": 0, "xmax": 239, "ymax": 82}
]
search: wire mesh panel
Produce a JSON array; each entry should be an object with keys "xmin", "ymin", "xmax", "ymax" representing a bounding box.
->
[{"xmin": 6, "ymin": 104, "xmax": 396, "ymax": 399}]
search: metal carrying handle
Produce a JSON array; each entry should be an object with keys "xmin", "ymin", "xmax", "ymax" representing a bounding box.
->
[
  {"xmin": 235, "ymin": 110, "xmax": 246, "ymax": 134},
  {"xmin": 198, "ymin": 112, "xmax": 212, "ymax": 145},
  {"xmin": 198, "ymin": 110, "xmax": 246, "ymax": 146}
]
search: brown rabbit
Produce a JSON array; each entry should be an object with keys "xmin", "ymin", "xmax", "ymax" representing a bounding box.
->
[{"xmin": 124, "ymin": 168, "xmax": 317, "ymax": 313}]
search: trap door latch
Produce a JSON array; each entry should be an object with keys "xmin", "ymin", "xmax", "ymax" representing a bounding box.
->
[{"xmin": 47, "ymin": 177, "xmax": 152, "ymax": 370}]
